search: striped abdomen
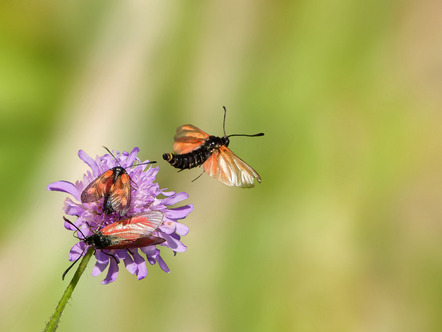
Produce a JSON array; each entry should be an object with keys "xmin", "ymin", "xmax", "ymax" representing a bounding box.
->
[
  {"xmin": 163, "ymin": 135, "xmax": 228, "ymax": 170},
  {"xmin": 163, "ymin": 148, "xmax": 212, "ymax": 170}
]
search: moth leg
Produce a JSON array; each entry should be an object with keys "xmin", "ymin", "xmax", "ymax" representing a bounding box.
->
[
  {"xmin": 102, "ymin": 251, "xmax": 119, "ymax": 264},
  {"xmin": 192, "ymin": 170, "xmax": 205, "ymax": 182}
]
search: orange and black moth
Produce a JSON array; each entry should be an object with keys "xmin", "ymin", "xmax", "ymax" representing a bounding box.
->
[
  {"xmin": 81, "ymin": 166, "xmax": 131, "ymax": 215},
  {"xmin": 163, "ymin": 135, "xmax": 230, "ymax": 170},
  {"xmin": 163, "ymin": 107, "xmax": 264, "ymax": 188},
  {"xmin": 62, "ymin": 211, "xmax": 165, "ymax": 279},
  {"xmin": 82, "ymin": 211, "xmax": 165, "ymax": 250}
]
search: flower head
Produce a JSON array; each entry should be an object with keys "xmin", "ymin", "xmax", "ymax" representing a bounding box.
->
[{"xmin": 48, "ymin": 147, "xmax": 192, "ymax": 284}]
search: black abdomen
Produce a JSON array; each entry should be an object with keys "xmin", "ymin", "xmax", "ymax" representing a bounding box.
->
[
  {"xmin": 163, "ymin": 135, "xmax": 228, "ymax": 170},
  {"xmin": 163, "ymin": 148, "xmax": 211, "ymax": 170}
]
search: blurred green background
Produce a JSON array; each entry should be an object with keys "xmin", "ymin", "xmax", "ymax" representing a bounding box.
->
[{"xmin": 1, "ymin": 1, "xmax": 442, "ymax": 331}]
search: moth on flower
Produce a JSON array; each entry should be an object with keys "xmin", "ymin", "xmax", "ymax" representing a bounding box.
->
[
  {"xmin": 48, "ymin": 147, "xmax": 193, "ymax": 284},
  {"xmin": 81, "ymin": 147, "xmax": 156, "ymax": 216},
  {"xmin": 62, "ymin": 211, "xmax": 166, "ymax": 279}
]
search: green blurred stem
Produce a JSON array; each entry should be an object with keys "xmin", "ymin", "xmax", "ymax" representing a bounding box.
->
[{"xmin": 44, "ymin": 248, "xmax": 93, "ymax": 332}]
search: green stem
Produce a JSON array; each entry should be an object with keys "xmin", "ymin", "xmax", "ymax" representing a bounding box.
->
[{"xmin": 44, "ymin": 248, "xmax": 94, "ymax": 332}]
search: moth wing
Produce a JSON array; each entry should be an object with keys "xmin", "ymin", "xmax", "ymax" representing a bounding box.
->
[
  {"xmin": 105, "ymin": 235, "xmax": 166, "ymax": 249},
  {"xmin": 95, "ymin": 211, "xmax": 166, "ymax": 250},
  {"xmin": 127, "ymin": 210, "xmax": 165, "ymax": 236},
  {"xmin": 203, "ymin": 146, "xmax": 261, "ymax": 188},
  {"xmin": 127, "ymin": 235, "xmax": 166, "ymax": 248},
  {"xmin": 172, "ymin": 124, "xmax": 210, "ymax": 154},
  {"xmin": 102, "ymin": 210, "xmax": 165, "ymax": 240},
  {"xmin": 81, "ymin": 169, "xmax": 114, "ymax": 203},
  {"xmin": 107, "ymin": 173, "xmax": 131, "ymax": 215}
]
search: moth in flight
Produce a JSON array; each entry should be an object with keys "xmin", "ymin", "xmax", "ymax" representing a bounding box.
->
[{"xmin": 163, "ymin": 107, "xmax": 263, "ymax": 188}]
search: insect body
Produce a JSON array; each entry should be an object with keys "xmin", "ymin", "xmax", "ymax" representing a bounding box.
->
[
  {"xmin": 81, "ymin": 148, "xmax": 155, "ymax": 215},
  {"xmin": 62, "ymin": 211, "xmax": 165, "ymax": 280},
  {"xmin": 81, "ymin": 166, "xmax": 131, "ymax": 215},
  {"xmin": 163, "ymin": 107, "xmax": 264, "ymax": 188},
  {"xmin": 163, "ymin": 135, "xmax": 229, "ymax": 169},
  {"xmin": 83, "ymin": 211, "xmax": 166, "ymax": 250}
]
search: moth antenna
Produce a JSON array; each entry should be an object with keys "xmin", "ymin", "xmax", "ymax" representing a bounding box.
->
[
  {"xmin": 227, "ymin": 133, "xmax": 264, "ymax": 138},
  {"xmin": 62, "ymin": 251, "xmax": 85, "ymax": 280},
  {"xmin": 222, "ymin": 106, "xmax": 264, "ymax": 139},
  {"xmin": 61, "ymin": 217, "xmax": 91, "ymax": 280},
  {"xmin": 104, "ymin": 146, "xmax": 156, "ymax": 170},
  {"xmin": 130, "ymin": 160, "xmax": 157, "ymax": 167},
  {"xmin": 61, "ymin": 217, "xmax": 95, "ymax": 280},
  {"xmin": 103, "ymin": 146, "xmax": 123, "ymax": 168},
  {"xmin": 62, "ymin": 217, "xmax": 99, "ymax": 280},
  {"xmin": 63, "ymin": 217, "xmax": 87, "ymax": 240},
  {"xmin": 222, "ymin": 106, "xmax": 228, "ymax": 137},
  {"xmin": 128, "ymin": 160, "xmax": 157, "ymax": 174}
]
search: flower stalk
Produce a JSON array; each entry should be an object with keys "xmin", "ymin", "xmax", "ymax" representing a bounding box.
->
[
  {"xmin": 44, "ymin": 147, "xmax": 192, "ymax": 331},
  {"xmin": 44, "ymin": 248, "xmax": 93, "ymax": 332}
]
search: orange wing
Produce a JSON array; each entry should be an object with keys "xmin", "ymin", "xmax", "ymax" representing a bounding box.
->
[
  {"xmin": 106, "ymin": 172, "xmax": 131, "ymax": 215},
  {"xmin": 101, "ymin": 211, "xmax": 164, "ymax": 238},
  {"xmin": 81, "ymin": 169, "xmax": 115, "ymax": 203},
  {"xmin": 99, "ymin": 211, "xmax": 165, "ymax": 249},
  {"xmin": 203, "ymin": 146, "xmax": 261, "ymax": 188},
  {"xmin": 172, "ymin": 124, "xmax": 210, "ymax": 154}
]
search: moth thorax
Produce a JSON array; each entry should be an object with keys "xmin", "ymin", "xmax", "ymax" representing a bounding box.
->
[
  {"xmin": 206, "ymin": 136, "xmax": 228, "ymax": 151},
  {"xmin": 221, "ymin": 136, "xmax": 230, "ymax": 147},
  {"xmin": 113, "ymin": 166, "xmax": 126, "ymax": 179},
  {"xmin": 85, "ymin": 232, "xmax": 113, "ymax": 249}
]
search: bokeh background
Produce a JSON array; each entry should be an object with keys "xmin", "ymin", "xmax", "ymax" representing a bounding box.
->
[{"xmin": 1, "ymin": 1, "xmax": 442, "ymax": 331}]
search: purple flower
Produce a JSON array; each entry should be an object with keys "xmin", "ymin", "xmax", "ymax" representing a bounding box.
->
[{"xmin": 48, "ymin": 147, "xmax": 192, "ymax": 284}]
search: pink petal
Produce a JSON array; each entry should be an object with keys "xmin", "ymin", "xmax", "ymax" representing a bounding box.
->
[
  {"xmin": 165, "ymin": 204, "xmax": 193, "ymax": 220},
  {"xmin": 132, "ymin": 251, "xmax": 148, "ymax": 280},
  {"xmin": 78, "ymin": 150, "xmax": 100, "ymax": 177},
  {"xmin": 161, "ymin": 192, "xmax": 189, "ymax": 205},
  {"xmin": 156, "ymin": 253, "xmax": 170, "ymax": 273},
  {"xmin": 101, "ymin": 259, "xmax": 119, "ymax": 284},
  {"xmin": 125, "ymin": 147, "xmax": 140, "ymax": 167},
  {"xmin": 47, "ymin": 181, "xmax": 80, "ymax": 201}
]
